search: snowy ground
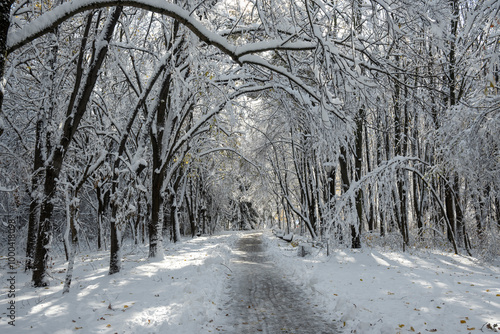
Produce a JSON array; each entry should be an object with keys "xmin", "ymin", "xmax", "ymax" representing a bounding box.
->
[
  {"xmin": 1, "ymin": 230, "xmax": 499, "ymax": 333},
  {"xmin": 263, "ymin": 232, "xmax": 500, "ymax": 334},
  {"xmin": 0, "ymin": 232, "xmax": 239, "ymax": 334}
]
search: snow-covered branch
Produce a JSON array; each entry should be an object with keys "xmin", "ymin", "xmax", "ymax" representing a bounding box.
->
[{"xmin": 5, "ymin": 0, "xmax": 346, "ymax": 121}]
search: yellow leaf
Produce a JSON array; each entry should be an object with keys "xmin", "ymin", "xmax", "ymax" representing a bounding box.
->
[
  {"xmin": 399, "ymin": 324, "xmax": 405, "ymax": 328},
  {"xmin": 410, "ymin": 326, "xmax": 415, "ymax": 332},
  {"xmin": 467, "ymin": 327, "xmax": 475, "ymax": 330},
  {"xmin": 496, "ymin": 294, "xmax": 500, "ymax": 297},
  {"xmin": 460, "ymin": 320, "xmax": 466, "ymax": 324},
  {"xmin": 124, "ymin": 305, "xmax": 128, "ymax": 308},
  {"xmin": 106, "ymin": 324, "xmax": 111, "ymax": 327}
]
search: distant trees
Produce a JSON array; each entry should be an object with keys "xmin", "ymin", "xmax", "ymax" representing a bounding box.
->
[{"xmin": 239, "ymin": 0, "xmax": 499, "ymax": 256}]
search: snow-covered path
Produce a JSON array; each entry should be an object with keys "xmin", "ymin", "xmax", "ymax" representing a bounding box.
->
[
  {"xmin": 210, "ymin": 232, "xmax": 337, "ymax": 333},
  {"xmin": 2, "ymin": 230, "xmax": 498, "ymax": 333}
]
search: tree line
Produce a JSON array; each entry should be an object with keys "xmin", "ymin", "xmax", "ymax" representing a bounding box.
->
[{"xmin": 0, "ymin": 0, "xmax": 498, "ymax": 291}]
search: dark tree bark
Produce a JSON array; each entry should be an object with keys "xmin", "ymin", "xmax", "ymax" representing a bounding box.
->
[
  {"xmin": 96, "ymin": 185, "xmax": 110, "ymax": 250},
  {"xmin": 353, "ymin": 109, "xmax": 363, "ymax": 249},
  {"xmin": 185, "ymin": 177, "xmax": 198, "ymax": 237},
  {"xmin": 26, "ymin": 19, "xmax": 61, "ymax": 270},
  {"xmin": 0, "ymin": 1, "xmax": 14, "ymax": 116},
  {"xmin": 393, "ymin": 57, "xmax": 410, "ymax": 249},
  {"xmin": 148, "ymin": 68, "xmax": 171, "ymax": 257},
  {"xmin": 364, "ymin": 123, "xmax": 375, "ymax": 232},
  {"xmin": 376, "ymin": 112, "xmax": 386, "ymax": 237},
  {"xmin": 495, "ymin": 197, "xmax": 500, "ymax": 229},
  {"xmin": 25, "ymin": 118, "xmax": 44, "ymax": 271},
  {"xmin": 339, "ymin": 144, "xmax": 357, "ymax": 245}
]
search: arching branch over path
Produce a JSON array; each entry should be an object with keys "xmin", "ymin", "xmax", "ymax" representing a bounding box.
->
[{"xmin": 2, "ymin": 0, "xmax": 344, "ymax": 120}]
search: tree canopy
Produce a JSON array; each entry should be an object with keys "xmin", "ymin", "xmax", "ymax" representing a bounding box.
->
[{"xmin": 0, "ymin": 0, "xmax": 498, "ymax": 289}]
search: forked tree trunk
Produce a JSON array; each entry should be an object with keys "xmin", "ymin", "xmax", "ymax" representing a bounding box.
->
[{"xmin": 32, "ymin": 8, "xmax": 122, "ymax": 285}]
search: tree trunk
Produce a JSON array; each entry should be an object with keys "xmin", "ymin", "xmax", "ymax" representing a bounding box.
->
[
  {"xmin": 443, "ymin": 0, "xmax": 460, "ymax": 247},
  {"xmin": 96, "ymin": 186, "xmax": 109, "ymax": 250},
  {"xmin": 25, "ymin": 118, "xmax": 44, "ymax": 271},
  {"xmin": 444, "ymin": 179, "xmax": 456, "ymax": 244},
  {"xmin": 185, "ymin": 181, "xmax": 197, "ymax": 237},
  {"xmin": 376, "ymin": 112, "xmax": 386, "ymax": 237},
  {"xmin": 26, "ymin": 17, "xmax": 61, "ymax": 271},
  {"xmin": 364, "ymin": 123, "xmax": 375, "ymax": 232},
  {"xmin": 32, "ymin": 160, "xmax": 60, "ymax": 287},
  {"xmin": 148, "ymin": 68, "xmax": 171, "ymax": 257},
  {"xmin": 63, "ymin": 193, "xmax": 79, "ymax": 294},
  {"xmin": 149, "ymin": 169, "xmax": 164, "ymax": 257},
  {"xmin": 352, "ymin": 109, "xmax": 363, "ymax": 249},
  {"xmin": 0, "ymin": 1, "xmax": 14, "ymax": 115},
  {"xmin": 173, "ymin": 200, "xmax": 181, "ymax": 242},
  {"xmin": 109, "ymin": 202, "xmax": 121, "ymax": 275},
  {"xmin": 495, "ymin": 197, "xmax": 500, "ymax": 228},
  {"xmin": 454, "ymin": 175, "xmax": 464, "ymax": 246},
  {"xmin": 134, "ymin": 199, "xmax": 142, "ymax": 245},
  {"xmin": 339, "ymin": 145, "xmax": 355, "ymax": 246}
]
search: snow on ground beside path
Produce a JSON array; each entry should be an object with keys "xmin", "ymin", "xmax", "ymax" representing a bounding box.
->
[
  {"xmin": 263, "ymin": 231, "xmax": 500, "ymax": 334},
  {"xmin": 0, "ymin": 232, "xmax": 240, "ymax": 334}
]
